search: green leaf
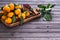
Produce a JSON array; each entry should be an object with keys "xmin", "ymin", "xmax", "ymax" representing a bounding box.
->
[
  {"xmin": 38, "ymin": 4, "xmax": 46, "ymax": 8},
  {"xmin": 14, "ymin": 3, "xmax": 17, "ymax": 6},
  {"xmin": 46, "ymin": 4, "xmax": 55, "ymax": 8},
  {"xmin": 44, "ymin": 14, "xmax": 52, "ymax": 21},
  {"xmin": 0, "ymin": 14, "xmax": 3, "ymax": 17},
  {"xmin": 12, "ymin": 15, "xmax": 16, "ymax": 23},
  {"xmin": 20, "ymin": 16, "xmax": 24, "ymax": 25},
  {"xmin": 50, "ymin": 4, "xmax": 55, "ymax": 8},
  {"xmin": 46, "ymin": 4, "xmax": 51, "ymax": 8},
  {"xmin": 40, "ymin": 10, "xmax": 45, "ymax": 16}
]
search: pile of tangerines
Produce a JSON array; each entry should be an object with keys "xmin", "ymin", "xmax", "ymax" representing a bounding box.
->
[{"xmin": 0, "ymin": 3, "xmax": 30, "ymax": 24}]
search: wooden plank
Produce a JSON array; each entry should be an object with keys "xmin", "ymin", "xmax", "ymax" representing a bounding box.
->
[
  {"xmin": 16, "ymin": 25, "xmax": 48, "ymax": 29},
  {"xmin": 0, "ymin": 0, "xmax": 57, "ymax": 2},
  {"xmin": 10, "ymin": 38, "xmax": 60, "ymax": 40},
  {"xmin": 48, "ymin": 29, "xmax": 60, "ymax": 32},
  {"xmin": 30, "ymin": 22, "xmax": 60, "ymax": 24},
  {"xmin": 13, "ymin": 33, "xmax": 60, "ymax": 38},
  {"xmin": 0, "ymin": 2, "xmax": 38, "ymax": 5},
  {"xmin": 1, "ymin": 38, "xmax": 60, "ymax": 40},
  {"xmin": 0, "ymin": 21, "xmax": 60, "ymax": 29},
  {"xmin": 0, "ymin": 38, "xmax": 48, "ymax": 40},
  {"xmin": 0, "ymin": 24, "xmax": 60, "ymax": 29},
  {"xmin": 52, "ymin": 12, "xmax": 60, "ymax": 15},
  {"xmin": 0, "ymin": 0, "xmax": 38, "ymax": 2},
  {"xmin": 0, "ymin": 0, "xmax": 59, "ymax": 2},
  {"xmin": 22, "ymin": 38, "xmax": 48, "ymax": 40},
  {"xmin": 9, "ymin": 29, "xmax": 60, "ymax": 33},
  {"xmin": 0, "ymin": 33, "xmax": 60, "ymax": 38},
  {"xmin": 11, "ymin": 38, "xmax": 23, "ymax": 40},
  {"xmin": 49, "ymin": 38, "xmax": 60, "ymax": 40},
  {"xmin": 13, "ymin": 24, "xmax": 60, "ymax": 29},
  {"xmin": 23, "ymin": 38, "xmax": 60, "ymax": 40},
  {"xmin": 1, "ymin": 28, "xmax": 60, "ymax": 33},
  {"xmin": 0, "ymin": 38, "xmax": 10, "ymax": 40},
  {"xmin": 0, "ymin": 1, "xmax": 60, "ymax": 5},
  {"xmin": 0, "ymin": 29, "xmax": 48, "ymax": 33},
  {"xmin": 0, "ymin": 22, "xmax": 60, "ymax": 29}
]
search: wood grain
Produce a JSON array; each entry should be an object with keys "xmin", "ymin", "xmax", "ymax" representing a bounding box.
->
[{"xmin": 0, "ymin": 0, "xmax": 60, "ymax": 40}]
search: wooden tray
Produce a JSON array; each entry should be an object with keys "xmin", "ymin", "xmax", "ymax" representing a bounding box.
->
[{"xmin": 1, "ymin": 14, "xmax": 41, "ymax": 27}]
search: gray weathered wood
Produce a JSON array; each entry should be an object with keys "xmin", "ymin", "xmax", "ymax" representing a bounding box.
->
[{"xmin": 0, "ymin": 0, "xmax": 60, "ymax": 40}]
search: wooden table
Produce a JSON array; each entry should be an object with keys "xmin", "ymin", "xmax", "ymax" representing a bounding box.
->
[{"xmin": 0, "ymin": 0, "xmax": 60, "ymax": 40}]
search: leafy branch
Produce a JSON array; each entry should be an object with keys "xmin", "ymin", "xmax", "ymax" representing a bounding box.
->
[{"xmin": 38, "ymin": 4, "xmax": 55, "ymax": 21}]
